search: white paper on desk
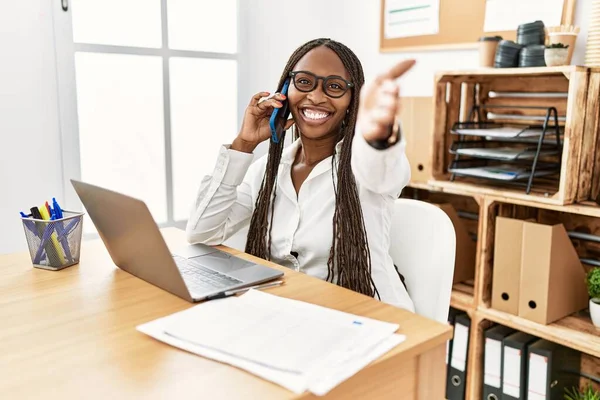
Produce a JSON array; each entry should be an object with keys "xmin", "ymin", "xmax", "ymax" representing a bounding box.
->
[
  {"xmin": 309, "ymin": 334, "xmax": 405, "ymax": 396},
  {"xmin": 136, "ymin": 290, "xmax": 406, "ymax": 396},
  {"xmin": 163, "ymin": 290, "xmax": 399, "ymax": 375}
]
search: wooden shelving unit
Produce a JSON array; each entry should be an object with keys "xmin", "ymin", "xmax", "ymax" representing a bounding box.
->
[
  {"xmin": 428, "ymin": 65, "xmax": 600, "ymax": 206},
  {"xmin": 428, "ymin": 186, "xmax": 600, "ymax": 399},
  {"xmin": 478, "ymin": 306, "xmax": 600, "ymax": 359},
  {"xmin": 407, "ymin": 66, "xmax": 600, "ymax": 400},
  {"xmin": 450, "ymin": 283, "xmax": 475, "ymax": 312}
]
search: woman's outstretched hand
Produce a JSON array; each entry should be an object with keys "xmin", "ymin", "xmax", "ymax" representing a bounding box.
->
[{"xmin": 357, "ymin": 60, "xmax": 416, "ymax": 144}]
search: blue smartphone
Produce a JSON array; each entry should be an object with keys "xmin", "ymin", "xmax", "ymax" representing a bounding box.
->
[{"xmin": 269, "ymin": 79, "xmax": 291, "ymax": 144}]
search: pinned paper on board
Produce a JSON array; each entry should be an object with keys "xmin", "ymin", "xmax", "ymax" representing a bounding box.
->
[
  {"xmin": 483, "ymin": 0, "xmax": 563, "ymax": 32},
  {"xmin": 384, "ymin": 0, "xmax": 440, "ymax": 39},
  {"xmin": 380, "ymin": 0, "xmax": 574, "ymax": 52}
]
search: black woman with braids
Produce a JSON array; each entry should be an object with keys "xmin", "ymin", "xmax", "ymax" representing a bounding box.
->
[{"xmin": 186, "ymin": 38, "xmax": 415, "ymax": 311}]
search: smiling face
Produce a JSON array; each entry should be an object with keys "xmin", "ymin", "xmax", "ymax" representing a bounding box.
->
[{"xmin": 287, "ymin": 46, "xmax": 352, "ymax": 141}]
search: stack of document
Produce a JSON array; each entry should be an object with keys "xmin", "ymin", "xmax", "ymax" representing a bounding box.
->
[
  {"xmin": 453, "ymin": 147, "xmax": 558, "ymax": 161},
  {"xmin": 449, "ymin": 165, "xmax": 557, "ymax": 181},
  {"xmin": 137, "ymin": 290, "xmax": 405, "ymax": 396},
  {"xmin": 452, "ymin": 126, "xmax": 546, "ymax": 139}
]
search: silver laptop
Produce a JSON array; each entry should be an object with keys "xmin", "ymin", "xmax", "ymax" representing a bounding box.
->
[{"xmin": 71, "ymin": 179, "xmax": 283, "ymax": 302}]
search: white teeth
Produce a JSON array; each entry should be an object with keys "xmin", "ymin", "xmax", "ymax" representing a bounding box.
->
[{"xmin": 302, "ymin": 109, "xmax": 330, "ymax": 120}]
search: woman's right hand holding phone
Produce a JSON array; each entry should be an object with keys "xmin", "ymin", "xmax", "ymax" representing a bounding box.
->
[{"xmin": 232, "ymin": 92, "xmax": 294, "ymax": 153}]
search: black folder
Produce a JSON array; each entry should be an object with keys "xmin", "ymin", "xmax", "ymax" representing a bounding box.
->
[
  {"xmin": 483, "ymin": 324, "xmax": 515, "ymax": 400},
  {"xmin": 446, "ymin": 313, "xmax": 470, "ymax": 400},
  {"xmin": 446, "ymin": 307, "xmax": 463, "ymax": 399},
  {"xmin": 501, "ymin": 332, "xmax": 537, "ymax": 400},
  {"xmin": 526, "ymin": 339, "xmax": 581, "ymax": 400}
]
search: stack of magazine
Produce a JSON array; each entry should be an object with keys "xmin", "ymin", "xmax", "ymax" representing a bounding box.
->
[
  {"xmin": 449, "ymin": 164, "xmax": 557, "ymax": 181},
  {"xmin": 448, "ymin": 123, "xmax": 562, "ymax": 184},
  {"xmin": 451, "ymin": 146, "xmax": 558, "ymax": 162},
  {"xmin": 452, "ymin": 125, "xmax": 547, "ymax": 139}
]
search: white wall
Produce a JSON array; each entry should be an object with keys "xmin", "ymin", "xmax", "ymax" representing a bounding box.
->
[
  {"xmin": 238, "ymin": 0, "xmax": 592, "ymax": 143},
  {"xmin": 0, "ymin": 1, "xmax": 63, "ymax": 253},
  {"xmin": 0, "ymin": 0, "xmax": 594, "ymax": 254}
]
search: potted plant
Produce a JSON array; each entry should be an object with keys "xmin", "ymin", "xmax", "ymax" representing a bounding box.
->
[
  {"xmin": 564, "ymin": 385, "xmax": 600, "ymax": 400},
  {"xmin": 545, "ymin": 43, "xmax": 570, "ymax": 66},
  {"xmin": 586, "ymin": 267, "xmax": 600, "ymax": 327}
]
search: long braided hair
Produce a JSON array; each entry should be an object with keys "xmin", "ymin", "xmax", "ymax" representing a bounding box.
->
[{"xmin": 244, "ymin": 38, "xmax": 379, "ymax": 298}]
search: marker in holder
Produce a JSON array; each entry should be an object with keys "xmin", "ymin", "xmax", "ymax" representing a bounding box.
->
[{"xmin": 21, "ymin": 211, "xmax": 85, "ymax": 271}]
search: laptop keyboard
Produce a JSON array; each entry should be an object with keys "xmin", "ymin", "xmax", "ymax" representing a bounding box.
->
[{"xmin": 174, "ymin": 256, "xmax": 243, "ymax": 293}]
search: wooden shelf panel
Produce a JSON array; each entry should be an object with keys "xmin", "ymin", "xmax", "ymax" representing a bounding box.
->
[
  {"xmin": 437, "ymin": 66, "xmax": 600, "ymax": 78},
  {"xmin": 450, "ymin": 283, "xmax": 475, "ymax": 312},
  {"xmin": 488, "ymin": 195, "xmax": 600, "ymax": 218},
  {"xmin": 478, "ymin": 306, "xmax": 600, "ymax": 358},
  {"xmin": 435, "ymin": 66, "xmax": 589, "ymax": 83},
  {"xmin": 426, "ymin": 180, "xmax": 563, "ymax": 206},
  {"xmin": 408, "ymin": 181, "xmax": 485, "ymax": 205},
  {"xmin": 408, "ymin": 181, "xmax": 600, "ymax": 218},
  {"xmin": 438, "ymin": 65, "xmax": 582, "ymax": 76}
]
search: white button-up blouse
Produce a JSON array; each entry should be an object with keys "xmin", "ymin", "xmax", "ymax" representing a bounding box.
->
[{"xmin": 186, "ymin": 130, "xmax": 414, "ymax": 312}]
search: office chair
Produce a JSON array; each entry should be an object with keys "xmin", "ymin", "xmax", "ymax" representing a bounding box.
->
[
  {"xmin": 389, "ymin": 198, "xmax": 456, "ymax": 324},
  {"xmin": 224, "ymin": 199, "xmax": 456, "ymax": 323}
]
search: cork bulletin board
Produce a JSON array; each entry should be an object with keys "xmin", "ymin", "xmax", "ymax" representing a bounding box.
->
[{"xmin": 380, "ymin": 0, "xmax": 577, "ymax": 52}]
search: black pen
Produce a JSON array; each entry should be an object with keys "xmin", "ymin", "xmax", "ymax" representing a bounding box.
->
[{"xmin": 205, "ymin": 280, "xmax": 284, "ymax": 301}]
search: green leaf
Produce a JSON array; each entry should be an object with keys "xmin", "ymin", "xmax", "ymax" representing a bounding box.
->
[
  {"xmin": 572, "ymin": 384, "xmax": 600, "ymax": 400},
  {"xmin": 586, "ymin": 267, "xmax": 600, "ymax": 299},
  {"xmin": 546, "ymin": 42, "xmax": 570, "ymax": 49},
  {"xmin": 565, "ymin": 386, "xmax": 583, "ymax": 400}
]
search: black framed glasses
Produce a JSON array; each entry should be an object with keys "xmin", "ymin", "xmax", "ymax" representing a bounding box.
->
[{"xmin": 289, "ymin": 71, "xmax": 354, "ymax": 98}]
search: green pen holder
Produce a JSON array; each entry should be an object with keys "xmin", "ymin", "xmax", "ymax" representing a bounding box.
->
[{"xmin": 21, "ymin": 211, "xmax": 85, "ymax": 271}]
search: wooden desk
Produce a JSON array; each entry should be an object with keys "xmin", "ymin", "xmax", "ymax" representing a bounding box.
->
[{"xmin": 0, "ymin": 228, "xmax": 452, "ymax": 399}]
